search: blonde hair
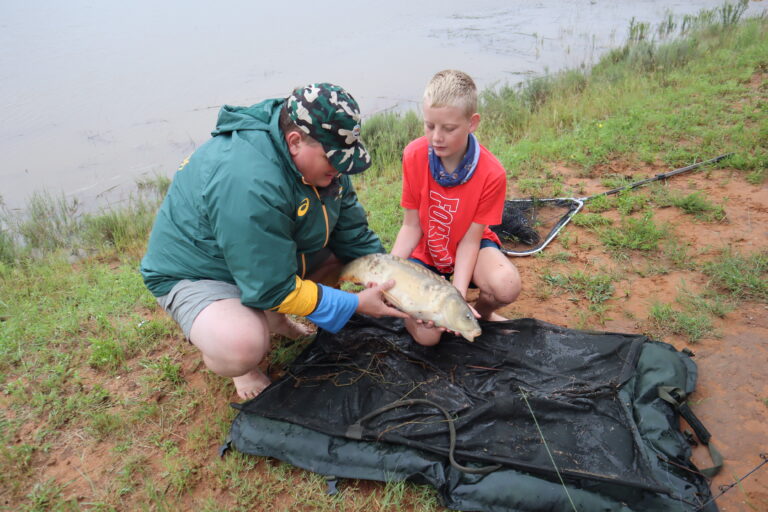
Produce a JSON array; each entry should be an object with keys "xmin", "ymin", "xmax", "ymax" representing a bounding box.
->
[{"xmin": 423, "ymin": 69, "xmax": 478, "ymax": 118}]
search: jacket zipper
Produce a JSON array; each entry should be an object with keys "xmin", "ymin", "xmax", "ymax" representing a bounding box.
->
[{"xmin": 310, "ymin": 185, "xmax": 330, "ymax": 247}]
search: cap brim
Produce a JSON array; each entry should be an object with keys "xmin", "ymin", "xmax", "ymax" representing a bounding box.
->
[{"xmin": 327, "ymin": 143, "xmax": 372, "ymax": 175}]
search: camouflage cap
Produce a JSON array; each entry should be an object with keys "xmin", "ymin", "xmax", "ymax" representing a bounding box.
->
[{"xmin": 287, "ymin": 83, "xmax": 371, "ymax": 175}]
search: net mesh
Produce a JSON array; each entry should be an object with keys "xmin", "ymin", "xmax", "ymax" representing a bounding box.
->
[{"xmin": 490, "ymin": 198, "xmax": 582, "ymax": 254}]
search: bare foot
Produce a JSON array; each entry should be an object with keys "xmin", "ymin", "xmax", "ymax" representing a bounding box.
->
[
  {"xmin": 274, "ymin": 317, "xmax": 314, "ymax": 339},
  {"xmin": 233, "ymin": 368, "xmax": 271, "ymax": 400},
  {"xmin": 265, "ymin": 312, "xmax": 315, "ymax": 339},
  {"xmin": 484, "ymin": 312, "xmax": 509, "ymax": 322}
]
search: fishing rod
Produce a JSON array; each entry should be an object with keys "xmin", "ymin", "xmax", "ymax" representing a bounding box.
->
[
  {"xmin": 696, "ymin": 452, "xmax": 768, "ymax": 511},
  {"xmin": 586, "ymin": 153, "xmax": 733, "ymax": 200}
]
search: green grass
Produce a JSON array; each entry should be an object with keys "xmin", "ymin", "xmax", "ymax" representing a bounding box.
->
[
  {"xmin": 355, "ymin": 176, "xmax": 405, "ymax": 248},
  {"xmin": 658, "ymin": 190, "xmax": 728, "ymax": 221},
  {"xmin": 599, "ymin": 214, "xmax": 668, "ymax": 252},
  {"xmin": 0, "ymin": 174, "xmax": 169, "ymax": 261},
  {"xmin": 615, "ymin": 190, "xmax": 651, "ymax": 216},
  {"xmin": 660, "ymin": 239, "xmax": 701, "ymax": 271},
  {"xmin": 646, "ymin": 278, "xmax": 738, "ymax": 342},
  {"xmin": 703, "ymin": 249, "xmax": 768, "ymax": 300},
  {"xmin": 0, "ymin": 6, "xmax": 766, "ymax": 510},
  {"xmin": 12, "ymin": 191, "xmax": 82, "ymax": 253},
  {"xmin": 267, "ymin": 334, "xmax": 315, "ymax": 373},
  {"xmin": 141, "ymin": 355, "xmax": 185, "ymax": 387},
  {"xmin": 534, "ymin": 250, "xmax": 574, "ymax": 263},
  {"xmin": 571, "ymin": 212, "xmax": 612, "ymax": 229},
  {"xmin": 648, "ymin": 302, "xmax": 716, "ymax": 343},
  {"xmin": 541, "ymin": 267, "xmax": 618, "ymax": 328},
  {"xmin": 677, "ymin": 287, "xmax": 734, "ymax": 318},
  {"xmin": 584, "ymin": 194, "xmax": 613, "ymax": 213},
  {"xmin": 361, "ymin": 110, "xmax": 423, "ymax": 180},
  {"xmin": 88, "ymin": 336, "xmax": 128, "ymax": 371},
  {"xmin": 22, "ymin": 479, "xmax": 73, "ymax": 512},
  {"xmin": 543, "ymin": 269, "xmax": 616, "ymax": 304}
]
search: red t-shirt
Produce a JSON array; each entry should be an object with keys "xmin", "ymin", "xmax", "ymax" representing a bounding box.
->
[{"xmin": 401, "ymin": 136, "xmax": 506, "ymax": 274}]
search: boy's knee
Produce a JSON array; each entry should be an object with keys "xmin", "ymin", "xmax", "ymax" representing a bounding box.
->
[
  {"xmin": 503, "ymin": 273, "xmax": 522, "ymax": 303},
  {"xmin": 196, "ymin": 328, "xmax": 268, "ymax": 378},
  {"xmin": 487, "ymin": 270, "xmax": 522, "ymax": 305},
  {"xmin": 406, "ymin": 319, "xmax": 442, "ymax": 347},
  {"xmin": 413, "ymin": 333, "xmax": 442, "ymax": 347},
  {"xmin": 225, "ymin": 332, "xmax": 269, "ymax": 366},
  {"xmin": 191, "ymin": 308, "xmax": 271, "ymax": 367},
  {"xmin": 413, "ymin": 336, "xmax": 440, "ymax": 347}
]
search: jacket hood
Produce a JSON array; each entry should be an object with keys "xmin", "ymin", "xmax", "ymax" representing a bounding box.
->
[
  {"xmin": 210, "ymin": 98, "xmax": 298, "ymax": 176},
  {"xmin": 211, "ymin": 99, "xmax": 282, "ymax": 136}
]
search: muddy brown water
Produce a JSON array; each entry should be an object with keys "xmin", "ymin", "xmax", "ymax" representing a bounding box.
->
[{"xmin": 2, "ymin": 0, "xmax": 764, "ymax": 213}]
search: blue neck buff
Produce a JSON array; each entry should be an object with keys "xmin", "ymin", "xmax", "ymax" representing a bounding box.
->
[{"xmin": 429, "ymin": 133, "xmax": 480, "ymax": 187}]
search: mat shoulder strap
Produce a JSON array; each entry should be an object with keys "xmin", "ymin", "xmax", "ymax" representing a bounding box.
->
[{"xmin": 658, "ymin": 386, "xmax": 723, "ymax": 478}]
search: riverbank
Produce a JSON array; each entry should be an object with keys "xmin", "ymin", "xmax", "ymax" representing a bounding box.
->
[{"xmin": 1, "ymin": 6, "xmax": 766, "ymax": 511}]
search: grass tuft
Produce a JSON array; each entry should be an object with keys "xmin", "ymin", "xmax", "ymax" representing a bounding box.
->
[
  {"xmin": 600, "ymin": 214, "xmax": 668, "ymax": 251},
  {"xmin": 660, "ymin": 190, "xmax": 727, "ymax": 221},
  {"xmin": 543, "ymin": 270, "xmax": 616, "ymax": 304},
  {"xmin": 362, "ymin": 110, "xmax": 422, "ymax": 179},
  {"xmin": 648, "ymin": 302, "xmax": 716, "ymax": 342},
  {"xmin": 703, "ymin": 249, "xmax": 768, "ymax": 301}
]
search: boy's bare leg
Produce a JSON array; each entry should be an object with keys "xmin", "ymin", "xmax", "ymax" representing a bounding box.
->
[
  {"xmin": 472, "ymin": 247, "xmax": 522, "ymax": 321},
  {"xmin": 404, "ymin": 317, "xmax": 443, "ymax": 346},
  {"xmin": 189, "ymin": 298, "xmax": 272, "ymax": 400},
  {"xmin": 186, "ymin": 252, "xmax": 348, "ymax": 399}
]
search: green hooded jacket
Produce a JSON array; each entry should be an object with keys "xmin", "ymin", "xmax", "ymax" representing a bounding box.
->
[{"xmin": 139, "ymin": 98, "xmax": 383, "ymax": 314}]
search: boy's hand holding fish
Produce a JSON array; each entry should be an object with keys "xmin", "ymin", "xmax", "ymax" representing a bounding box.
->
[{"xmin": 355, "ymin": 279, "xmax": 410, "ymax": 320}]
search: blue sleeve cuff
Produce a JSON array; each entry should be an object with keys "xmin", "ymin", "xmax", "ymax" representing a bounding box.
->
[{"xmin": 306, "ymin": 284, "xmax": 359, "ymax": 333}]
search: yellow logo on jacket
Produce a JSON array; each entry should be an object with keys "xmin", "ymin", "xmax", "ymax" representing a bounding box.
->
[
  {"xmin": 178, "ymin": 155, "xmax": 191, "ymax": 171},
  {"xmin": 297, "ymin": 198, "xmax": 310, "ymax": 217}
]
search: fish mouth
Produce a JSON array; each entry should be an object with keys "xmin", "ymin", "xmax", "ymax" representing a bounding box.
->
[{"xmin": 461, "ymin": 328, "xmax": 482, "ymax": 342}]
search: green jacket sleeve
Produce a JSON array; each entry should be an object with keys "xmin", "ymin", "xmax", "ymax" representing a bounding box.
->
[{"xmin": 203, "ymin": 143, "xmax": 313, "ymax": 312}]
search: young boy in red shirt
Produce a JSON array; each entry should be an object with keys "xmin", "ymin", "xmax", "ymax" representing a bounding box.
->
[{"xmin": 391, "ymin": 70, "xmax": 522, "ymax": 346}]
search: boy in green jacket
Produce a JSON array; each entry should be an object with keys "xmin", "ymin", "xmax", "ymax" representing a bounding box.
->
[{"xmin": 141, "ymin": 83, "xmax": 406, "ymax": 400}]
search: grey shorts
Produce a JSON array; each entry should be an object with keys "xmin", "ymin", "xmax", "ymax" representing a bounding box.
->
[{"xmin": 156, "ymin": 279, "xmax": 241, "ymax": 339}]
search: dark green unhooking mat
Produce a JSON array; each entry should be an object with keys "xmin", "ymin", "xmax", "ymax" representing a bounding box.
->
[{"xmin": 225, "ymin": 316, "xmax": 717, "ymax": 511}]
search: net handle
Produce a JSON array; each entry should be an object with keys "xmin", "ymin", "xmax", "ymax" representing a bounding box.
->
[{"xmin": 581, "ymin": 153, "xmax": 733, "ymax": 201}]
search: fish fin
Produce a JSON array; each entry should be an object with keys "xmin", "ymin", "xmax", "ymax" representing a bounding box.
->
[{"xmin": 382, "ymin": 291, "xmax": 406, "ymax": 312}]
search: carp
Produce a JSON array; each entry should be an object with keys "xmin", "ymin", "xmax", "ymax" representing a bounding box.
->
[{"xmin": 339, "ymin": 253, "xmax": 481, "ymax": 342}]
